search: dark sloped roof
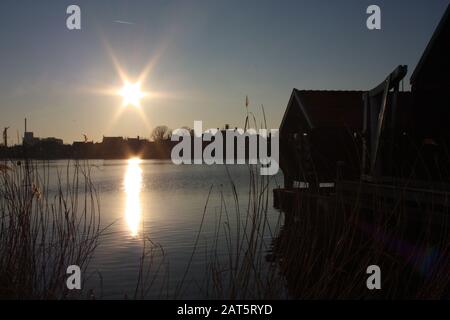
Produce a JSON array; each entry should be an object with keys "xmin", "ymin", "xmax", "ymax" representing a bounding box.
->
[
  {"xmin": 410, "ymin": 4, "xmax": 450, "ymax": 86},
  {"xmin": 280, "ymin": 90, "xmax": 364, "ymax": 131},
  {"xmin": 296, "ymin": 90, "xmax": 364, "ymax": 128}
]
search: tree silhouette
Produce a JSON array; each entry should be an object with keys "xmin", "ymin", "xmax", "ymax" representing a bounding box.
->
[{"xmin": 151, "ymin": 125, "xmax": 171, "ymax": 142}]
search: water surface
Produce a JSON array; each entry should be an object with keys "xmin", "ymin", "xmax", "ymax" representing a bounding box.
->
[{"xmin": 44, "ymin": 159, "xmax": 283, "ymax": 299}]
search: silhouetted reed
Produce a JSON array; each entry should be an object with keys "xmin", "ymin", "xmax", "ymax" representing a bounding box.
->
[
  {"xmin": 174, "ymin": 105, "xmax": 288, "ymax": 299},
  {"xmin": 0, "ymin": 160, "xmax": 101, "ymax": 299},
  {"xmin": 176, "ymin": 105, "xmax": 449, "ymax": 299},
  {"xmin": 133, "ymin": 236, "xmax": 170, "ymax": 299},
  {"xmin": 271, "ymin": 138, "xmax": 450, "ymax": 299}
]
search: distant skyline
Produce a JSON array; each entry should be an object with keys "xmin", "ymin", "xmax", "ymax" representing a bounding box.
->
[{"xmin": 0, "ymin": 0, "xmax": 449, "ymax": 144}]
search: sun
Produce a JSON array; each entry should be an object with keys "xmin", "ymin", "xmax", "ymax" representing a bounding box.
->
[{"xmin": 119, "ymin": 82, "xmax": 145, "ymax": 107}]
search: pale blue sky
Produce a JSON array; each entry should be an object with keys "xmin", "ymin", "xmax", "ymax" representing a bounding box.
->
[{"xmin": 0, "ymin": 0, "xmax": 448, "ymax": 143}]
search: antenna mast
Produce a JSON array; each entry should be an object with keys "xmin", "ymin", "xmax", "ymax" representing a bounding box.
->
[{"xmin": 3, "ymin": 127, "xmax": 9, "ymax": 147}]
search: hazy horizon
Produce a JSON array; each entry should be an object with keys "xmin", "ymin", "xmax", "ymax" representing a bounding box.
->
[{"xmin": 0, "ymin": 0, "xmax": 448, "ymax": 144}]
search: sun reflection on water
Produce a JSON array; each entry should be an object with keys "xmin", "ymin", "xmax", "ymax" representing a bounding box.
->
[{"xmin": 124, "ymin": 158, "xmax": 143, "ymax": 236}]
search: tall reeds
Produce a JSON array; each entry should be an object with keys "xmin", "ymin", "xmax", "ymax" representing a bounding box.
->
[
  {"xmin": 0, "ymin": 160, "xmax": 101, "ymax": 299},
  {"xmin": 175, "ymin": 104, "xmax": 287, "ymax": 299},
  {"xmin": 271, "ymin": 138, "xmax": 450, "ymax": 299}
]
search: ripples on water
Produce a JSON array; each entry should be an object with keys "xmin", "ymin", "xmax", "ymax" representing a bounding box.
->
[{"xmin": 39, "ymin": 160, "xmax": 283, "ymax": 299}]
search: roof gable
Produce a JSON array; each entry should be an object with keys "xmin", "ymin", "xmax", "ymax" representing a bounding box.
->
[
  {"xmin": 280, "ymin": 90, "xmax": 364, "ymax": 133},
  {"xmin": 410, "ymin": 4, "xmax": 450, "ymax": 87}
]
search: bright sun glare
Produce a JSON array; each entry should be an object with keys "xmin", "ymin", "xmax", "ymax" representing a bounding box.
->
[
  {"xmin": 124, "ymin": 157, "xmax": 142, "ymax": 237},
  {"xmin": 119, "ymin": 82, "xmax": 145, "ymax": 108}
]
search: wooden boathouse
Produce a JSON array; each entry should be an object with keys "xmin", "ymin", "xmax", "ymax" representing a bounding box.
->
[
  {"xmin": 276, "ymin": 4, "xmax": 450, "ymax": 205},
  {"xmin": 272, "ymin": 4, "xmax": 450, "ymax": 298}
]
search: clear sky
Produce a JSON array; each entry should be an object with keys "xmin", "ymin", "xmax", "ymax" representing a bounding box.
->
[{"xmin": 0, "ymin": 0, "xmax": 448, "ymax": 144}]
